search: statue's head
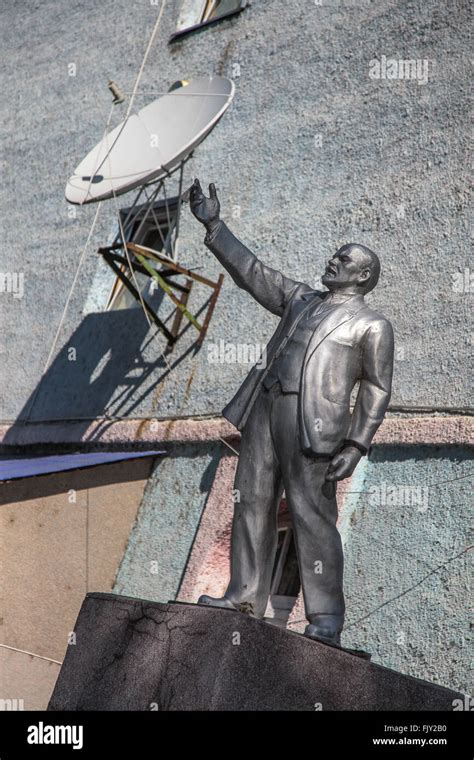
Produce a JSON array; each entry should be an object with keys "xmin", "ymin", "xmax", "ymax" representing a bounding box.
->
[{"xmin": 321, "ymin": 243, "xmax": 380, "ymax": 294}]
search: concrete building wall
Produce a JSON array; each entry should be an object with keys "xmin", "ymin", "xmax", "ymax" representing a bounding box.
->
[
  {"xmin": 0, "ymin": 0, "xmax": 470, "ymax": 424},
  {"xmin": 113, "ymin": 441, "xmax": 222, "ymax": 601},
  {"xmin": 341, "ymin": 444, "xmax": 471, "ymax": 694},
  {"xmin": 2, "ymin": 437, "xmax": 470, "ymax": 703},
  {"xmin": 0, "ymin": 458, "xmax": 153, "ymax": 709}
]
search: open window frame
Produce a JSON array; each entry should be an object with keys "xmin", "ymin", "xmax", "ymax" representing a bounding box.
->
[{"xmin": 169, "ymin": 0, "xmax": 250, "ymax": 43}]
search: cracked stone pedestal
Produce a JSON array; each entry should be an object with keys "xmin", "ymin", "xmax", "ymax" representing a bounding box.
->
[{"xmin": 48, "ymin": 592, "xmax": 462, "ymax": 711}]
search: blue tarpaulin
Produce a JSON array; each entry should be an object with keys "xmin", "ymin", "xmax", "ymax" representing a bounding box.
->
[{"xmin": 0, "ymin": 451, "xmax": 166, "ymax": 482}]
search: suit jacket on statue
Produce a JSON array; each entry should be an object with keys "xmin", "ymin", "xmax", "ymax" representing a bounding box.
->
[{"xmin": 205, "ymin": 221, "xmax": 394, "ymax": 456}]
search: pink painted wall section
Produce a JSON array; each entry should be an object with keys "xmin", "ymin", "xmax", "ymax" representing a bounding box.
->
[
  {"xmin": 0, "ymin": 415, "xmax": 472, "ymax": 449},
  {"xmin": 0, "ymin": 417, "xmax": 236, "ymax": 448},
  {"xmin": 178, "ymin": 454, "xmax": 236, "ymax": 602}
]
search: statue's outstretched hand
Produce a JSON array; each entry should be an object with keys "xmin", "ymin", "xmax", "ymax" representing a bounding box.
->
[{"xmin": 189, "ymin": 178, "xmax": 220, "ymax": 232}]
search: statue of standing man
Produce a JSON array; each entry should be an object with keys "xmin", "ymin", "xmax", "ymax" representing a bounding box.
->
[{"xmin": 190, "ymin": 179, "xmax": 394, "ymax": 646}]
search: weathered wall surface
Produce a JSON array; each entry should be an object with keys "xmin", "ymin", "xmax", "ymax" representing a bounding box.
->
[
  {"xmin": 341, "ymin": 444, "xmax": 472, "ymax": 695},
  {"xmin": 0, "ymin": 0, "xmax": 470, "ymax": 424},
  {"xmin": 0, "ymin": 457, "xmax": 154, "ymax": 708},
  {"xmin": 113, "ymin": 441, "xmax": 222, "ymax": 601}
]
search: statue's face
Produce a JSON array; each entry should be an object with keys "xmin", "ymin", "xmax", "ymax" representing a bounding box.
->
[{"xmin": 321, "ymin": 245, "xmax": 371, "ymax": 291}]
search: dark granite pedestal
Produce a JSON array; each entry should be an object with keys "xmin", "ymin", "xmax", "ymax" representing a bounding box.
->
[{"xmin": 48, "ymin": 592, "xmax": 463, "ymax": 711}]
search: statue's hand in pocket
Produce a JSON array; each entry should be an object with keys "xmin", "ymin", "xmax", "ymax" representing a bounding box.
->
[{"xmin": 325, "ymin": 446, "xmax": 362, "ymax": 482}]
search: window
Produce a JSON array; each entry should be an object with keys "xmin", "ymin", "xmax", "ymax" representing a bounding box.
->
[
  {"xmin": 265, "ymin": 519, "xmax": 301, "ymax": 628},
  {"xmin": 270, "ymin": 527, "xmax": 301, "ymax": 598},
  {"xmin": 106, "ymin": 197, "xmax": 180, "ymax": 312},
  {"xmin": 170, "ymin": 0, "xmax": 249, "ymax": 42}
]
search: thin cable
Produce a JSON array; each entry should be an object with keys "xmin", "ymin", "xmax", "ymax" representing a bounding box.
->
[
  {"xmin": 115, "ymin": 203, "xmax": 153, "ymax": 329},
  {"xmin": 22, "ymin": 202, "xmax": 103, "ymax": 426},
  {"xmin": 108, "ymin": 0, "xmax": 174, "ymax": 376},
  {"xmin": 289, "ymin": 545, "xmax": 473, "ymax": 628},
  {"xmin": 126, "ymin": 0, "xmax": 167, "ymax": 119},
  {"xmin": 0, "ymin": 643, "xmax": 62, "ymax": 665},
  {"xmin": 108, "ymin": 162, "xmax": 174, "ymax": 379},
  {"xmin": 25, "ymin": 1, "xmax": 169, "ymax": 423},
  {"xmin": 83, "ymin": 102, "xmax": 116, "ymax": 203},
  {"xmin": 344, "ymin": 545, "xmax": 473, "ymax": 630},
  {"xmin": 82, "ymin": 1, "xmax": 168, "ymax": 183},
  {"xmin": 98, "ymin": 86, "xmax": 169, "ymax": 347},
  {"xmin": 45, "ymin": 203, "xmax": 103, "ymax": 369},
  {"xmin": 218, "ymin": 436, "xmax": 239, "ymax": 455},
  {"xmin": 4, "ymin": 411, "xmax": 473, "ymax": 425},
  {"xmin": 21, "ymin": 102, "xmax": 116, "ymax": 425},
  {"xmin": 345, "ymin": 471, "xmax": 474, "ymax": 494}
]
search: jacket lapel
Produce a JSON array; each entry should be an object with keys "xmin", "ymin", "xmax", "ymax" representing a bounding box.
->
[
  {"xmin": 303, "ymin": 295, "xmax": 366, "ymax": 359},
  {"xmin": 300, "ymin": 290, "xmax": 322, "ymax": 301}
]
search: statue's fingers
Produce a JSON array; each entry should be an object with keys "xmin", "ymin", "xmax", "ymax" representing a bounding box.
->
[
  {"xmin": 209, "ymin": 182, "xmax": 217, "ymax": 200},
  {"xmin": 190, "ymin": 178, "xmax": 203, "ymax": 203},
  {"xmin": 329, "ymin": 460, "xmax": 347, "ymax": 481}
]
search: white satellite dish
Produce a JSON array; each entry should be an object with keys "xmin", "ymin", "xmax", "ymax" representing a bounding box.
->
[{"xmin": 65, "ymin": 75, "xmax": 235, "ymax": 205}]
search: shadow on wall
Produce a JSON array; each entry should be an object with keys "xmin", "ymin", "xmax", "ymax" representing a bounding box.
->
[{"xmin": 3, "ymin": 299, "xmax": 203, "ymax": 447}]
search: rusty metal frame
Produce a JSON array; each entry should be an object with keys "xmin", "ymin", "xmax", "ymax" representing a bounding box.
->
[{"xmin": 98, "ymin": 171, "xmax": 224, "ymax": 351}]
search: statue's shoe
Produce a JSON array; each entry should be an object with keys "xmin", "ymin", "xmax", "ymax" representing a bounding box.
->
[
  {"xmin": 197, "ymin": 594, "xmax": 239, "ymax": 611},
  {"xmin": 197, "ymin": 594, "xmax": 255, "ymax": 614},
  {"xmin": 304, "ymin": 614, "xmax": 343, "ymax": 646},
  {"xmin": 304, "ymin": 624, "xmax": 341, "ymax": 647}
]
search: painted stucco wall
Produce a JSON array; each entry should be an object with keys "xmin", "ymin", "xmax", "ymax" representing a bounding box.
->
[
  {"xmin": 341, "ymin": 444, "xmax": 472, "ymax": 695},
  {"xmin": 0, "ymin": 0, "xmax": 470, "ymax": 425},
  {"xmin": 114, "ymin": 441, "xmax": 222, "ymax": 602},
  {"xmin": 0, "ymin": 457, "xmax": 153, "ymax": 709}
]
